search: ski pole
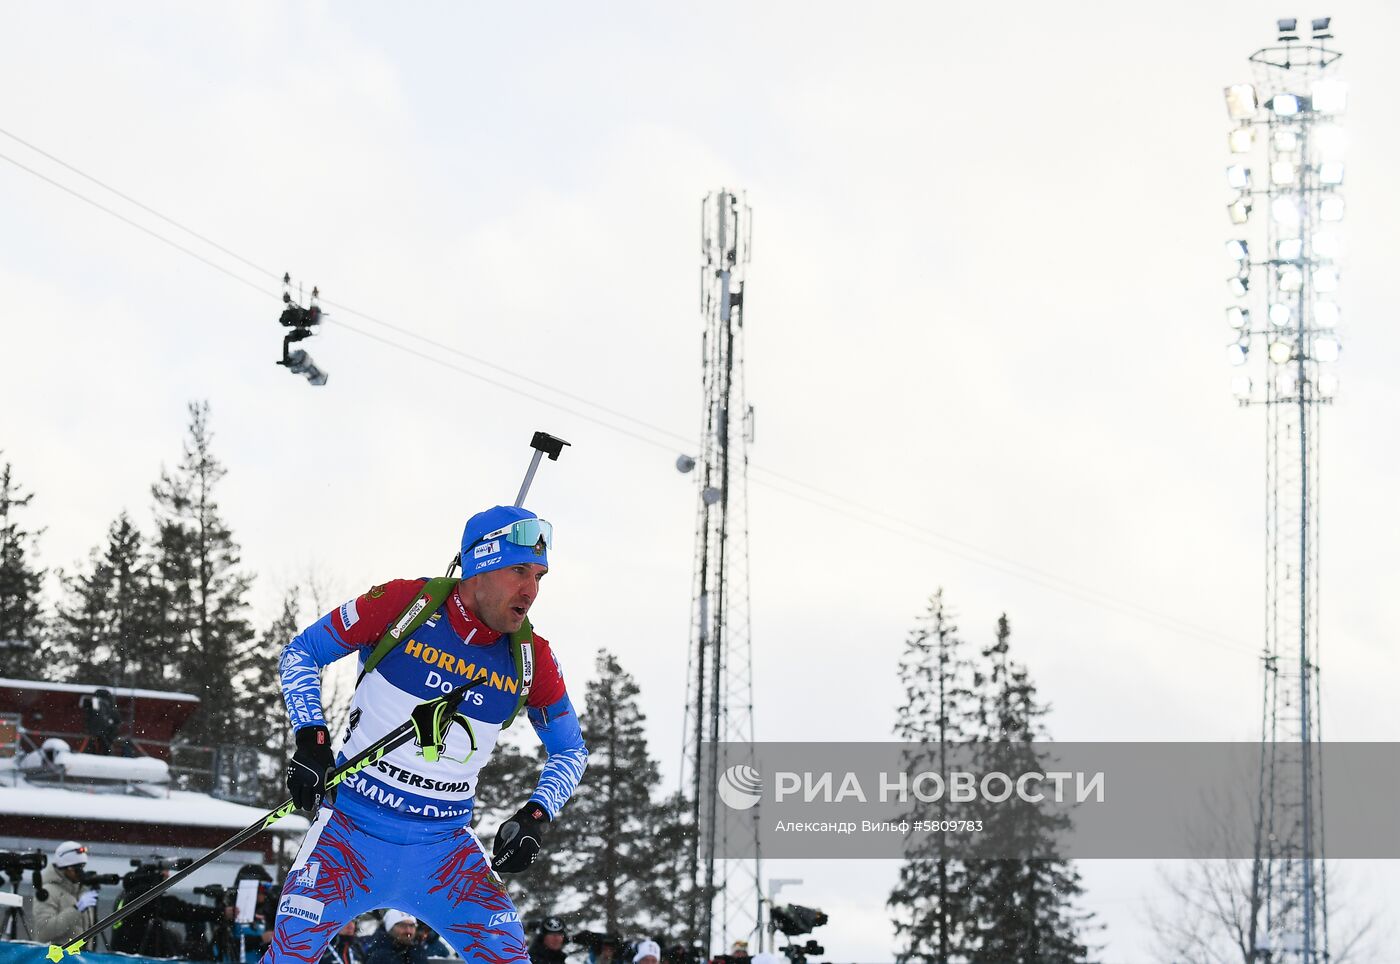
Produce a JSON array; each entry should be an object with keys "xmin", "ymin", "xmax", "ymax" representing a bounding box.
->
[
  {"xmin": 514, "ymin": 431, "xmax": 570, "ymax": 507},
  {"xmin": 46, "ymin": 679, "xmax": 487, "ymax": 962}
]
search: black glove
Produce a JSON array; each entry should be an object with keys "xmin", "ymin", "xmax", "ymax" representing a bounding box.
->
[
  {"xmin": 286, "ymin": 725, "xmax": 335, "ymax": 812},
  {"xmin": 492, "ymin": 800, "xmax": 549, "ymax": 873}
]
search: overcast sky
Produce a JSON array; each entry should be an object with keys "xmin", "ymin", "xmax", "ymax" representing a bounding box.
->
[{"xmin": 3, "ymin": 2, "xmax": 1398, "ymax": 960}]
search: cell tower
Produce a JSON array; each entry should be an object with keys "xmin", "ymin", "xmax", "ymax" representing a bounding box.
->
[
  {"xmin": 679, "ymin": 189, "xmax": 762, "ymax": 954},
  {"xmin": 1221, "ymin": 17, "xmax": 1344, "ymax": 963}
]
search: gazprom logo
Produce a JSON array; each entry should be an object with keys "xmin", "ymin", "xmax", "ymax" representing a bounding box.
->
[{"xmin": 718, "ymin": 764, "xmax": 763, "ymax": 811}]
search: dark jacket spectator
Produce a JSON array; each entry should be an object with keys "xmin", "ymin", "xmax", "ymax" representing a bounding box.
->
[
  {"xmin": 364, "ymin": 911, "xmax": 431, "ymax": 964},
  {"xmin": 321, "ymin": 919, "xmax": 368, "ymax": 964},
  {"xmin": 528, "ymin": 917, "xmax": 569, "ymax": 964}
]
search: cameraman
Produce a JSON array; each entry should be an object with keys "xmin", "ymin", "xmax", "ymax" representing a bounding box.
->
[
  {"xmin": 111, "ymin": 858, "xmax": 230, "ymax": 958},
  {"xmin": 33, "ymin": 841, "xmax": 98, "ymax": 946}
]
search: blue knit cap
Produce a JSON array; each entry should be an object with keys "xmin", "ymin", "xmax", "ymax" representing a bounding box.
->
[{"xmin": 461, "ymin": 505, "xmax": 551, "ymax": 576}]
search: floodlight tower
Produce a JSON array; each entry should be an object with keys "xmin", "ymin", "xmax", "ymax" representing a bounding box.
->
[
  {"xmin": 679, "ymin": 189, "xmax": 762, "ymax": 955},
  {"xmin": 1221, "ymin": 17, "xmax": 1344, "ymax": 964}
]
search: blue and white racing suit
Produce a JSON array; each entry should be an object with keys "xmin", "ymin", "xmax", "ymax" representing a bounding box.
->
[{"xmin": 266, "ymin": 579, "xmax": 588, "ymax": 964}]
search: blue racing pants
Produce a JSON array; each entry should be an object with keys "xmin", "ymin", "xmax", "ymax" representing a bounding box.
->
[{"xmin": 265, "ymin": 794, "xmax": 526, "ymax": 964}]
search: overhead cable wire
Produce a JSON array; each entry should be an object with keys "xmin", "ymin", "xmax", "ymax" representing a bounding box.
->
[
  {"xmin": 0, "ymin": 128, "xmax": 1254, "ymax": 655},
  {"xmin": 749, "ymin": 471, "xmax": 1258, "ymax": 658},
  {"xmin": 0, "ymin": 148, "xmax": 274, "ymax": 301}
]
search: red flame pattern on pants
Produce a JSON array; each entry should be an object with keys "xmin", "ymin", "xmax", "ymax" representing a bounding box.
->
[{"xmin": 265, "ymin": 806, "xmax": 526, "ymax": 964}]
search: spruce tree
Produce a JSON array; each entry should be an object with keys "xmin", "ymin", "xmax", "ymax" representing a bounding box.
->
[
  {"xmin": 961, "ymin": 615, "xmax": 1092, "ymax": 964},
  {"xmin": 149, "ymin": 402, "xmax": 253, "ymax": 744},
  {"xmin": 55, "ymin": 513, "xmax": 165, "ymax": 686},
  {"xmin": 0, "ymin": 457, "xmax": 47, "ymax": 679},
  {"xmin": 554, "ymin": 649, "xmax": 661, "ymax": 935},
  {"xmin": 888, "ymin": 589, "xmax": 978, "ymax": 964}
]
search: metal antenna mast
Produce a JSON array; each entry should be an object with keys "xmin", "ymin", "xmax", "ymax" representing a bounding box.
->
[
  {"xmin": 1221, "ymin": 17, "xmax": 1344, "ymax": 963},
  {"xmin": 679, "ymin": 189, "xmax": 762, "ymax": 955}
]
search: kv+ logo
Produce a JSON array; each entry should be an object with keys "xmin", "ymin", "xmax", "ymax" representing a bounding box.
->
[{"xmin": 717, "ymin": 764, "xmax": 763, "ymax": 810}]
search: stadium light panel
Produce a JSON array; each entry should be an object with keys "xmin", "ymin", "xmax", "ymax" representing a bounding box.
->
[
  {"xmin": 1228, "ymin": 197, "xmax": 1252, "ymax": 224},
  {"xmin": 1227, "ymin": 306, "xmax": 1250, "ymax": 330},
  {"xmin": 1274, "ymin": 129, "xmax": 1299, "ymax": 153},
  {"xmin": 1227, "ymin": 164, "xmax": 1251, "ymax": 189},
  {"xmin": 1313, "ymin": 335, "xmax": 1341, "ymax": 362},
  {"xmin": 1270, "ymin": 94, "xmax": 1302, "ymax": 116},
  {"xmin": 1269, "ymin": 303, "xmax": 1292, "ymax": 327},
  {"xmin": 1229, "ymin": 127, "xmax": 1255, "ymax": 153},
  {"xmin": 1319, "ymin": 161, "xmax": 1345, "ymax": 185},
  {"xmin": 1313, "ymin": 300, "xmax": 1340, "ymax": 327},
  {"xmin": 1269, "ymin": 340, "xmax": 1294, "ymax": 364},
  {"xmin": 1313, "ymin": 231, "xmax": 1342, "ymax": 259},
  {"xmin": 1226, "ymin": 239, "xmax": 1250, "ymax": 261},
  {"xmin": 1224, "ymin": 84, "xmax": 1258, "ymax": 119},
  {"xmin": 1311, "ymin": 80, "xmax": 1348, "ymax": 114},
  {"xmin": 1272, "ymin": 195, "xmax": 1300, "ymax": 225},
  {"xmin": 1277, "ymin": 239, "xmax": 1304, "ymax": 262},
  {"xmin": 1314, "ymin": 267, "xmax": 1339, "ymax": 292},
  {"xmin": 1271, "ymin": 161, "xmax": 1297, "ymax": 186}
]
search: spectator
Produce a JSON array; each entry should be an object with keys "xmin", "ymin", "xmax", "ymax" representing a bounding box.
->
[
  {"xmin": 364, "ymin": 910, "xmax": 430, "ymax": 964},
  {"xmin": 414, "ymin": 920, "xmax": 453, "ymax": 958},
  {"xmin": 527, "ymin": 917, "xmax": 568, "ymax": 964},
  {"xmin": 221, "ymin": 864, "xmax": 275, "ymax": 964},
  {"xmin": 322, "ymin": 918, "xmax": 367, "ymax": 964},
  {"xmin": 633, "ymin": 940, "xmax": 661, "ymax": 964},
  {"xmin": 729, "ymin": 943, "xmax": 749, "ymax": 960},
  {"xmin": 33, "ymin": 841, "xmax": 98, "ymax": 946},
  {"xmin": 110, "ymin": 860, "xmax": 229, "ymax": 959}
]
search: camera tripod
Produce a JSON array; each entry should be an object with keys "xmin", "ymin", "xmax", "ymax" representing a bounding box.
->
[{"xmin": 1, "ymin": 866, "xmax": 35, "ymax": 941}]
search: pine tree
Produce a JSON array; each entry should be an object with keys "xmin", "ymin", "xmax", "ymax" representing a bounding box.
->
[
  {"xmin": 148, "ymin": 402, "xmax": 254, "ymax": 744},
  {"xmin": 889, "ymin": 589, "xmax": 978, "ymax": 964},
  {"xmin": 54, "ymin": 513, "xmax": 165, "ymax": 686},
  {"xmin": 641, "ymin": 789, "xmax": 698, "ymax": 942},
  {"xmin": 961, "ymin": 615, "xmax": 1093, "ymax": 964},
  {"xmin": 553, "ymin": 649, "xmax": 661, "ymax": 936},
  {"xmin": 0, "ymin": 457, "xmax": 47, "ymax": 679}
]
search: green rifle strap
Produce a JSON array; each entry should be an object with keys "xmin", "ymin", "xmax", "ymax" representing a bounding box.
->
[
  {"xmin": 503, "ymin": 618, "xmax": 535, "ymax": 729},
  {"xmin": 357, "ymin": 577, "xmax": 459, "ymax": 686},
  {"xmin": 355, "ymin": 577, "xmax": 536, "ymax": 730}
]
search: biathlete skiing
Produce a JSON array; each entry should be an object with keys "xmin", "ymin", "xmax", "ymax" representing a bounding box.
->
[{"xmin": 265, "ymin": 503, "xmax": 588, "ymax": 964}]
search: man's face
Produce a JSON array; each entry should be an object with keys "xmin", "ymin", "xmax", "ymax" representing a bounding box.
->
[
  {"xmin": 543, "ymin": 934, "xmax": 564, "ymax": 951},
  {"xmin": 463, "ymin": 564, "xmax": 547, "ymax": 634},
  {"xmin": 339, "ymin": 921, "xmax": 357, "ymax": 938},
  {"xmin": 391, "ymin": 923, "xmax": 416, "ymax": 945},
  {"xmin": 60, "ymin": 865, "xmax": 84, "ymax": 884}
]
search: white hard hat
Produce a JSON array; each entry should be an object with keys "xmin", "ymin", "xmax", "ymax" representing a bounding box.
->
[
  {"xmin": 633, "ymin": 940, "xmax": 661, "ymax": 963},
  {"xmin": 383, "ymin": 910, "xmax": 417, "ymax": 931},
  {"xmin": 53, "ymin": 841, "xmax": 89, "ymax": 868}
]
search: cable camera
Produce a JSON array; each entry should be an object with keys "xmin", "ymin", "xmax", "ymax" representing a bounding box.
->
[{"xmin": 276, "ymin": 273, "xmax": 328, "ymax": 386}]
